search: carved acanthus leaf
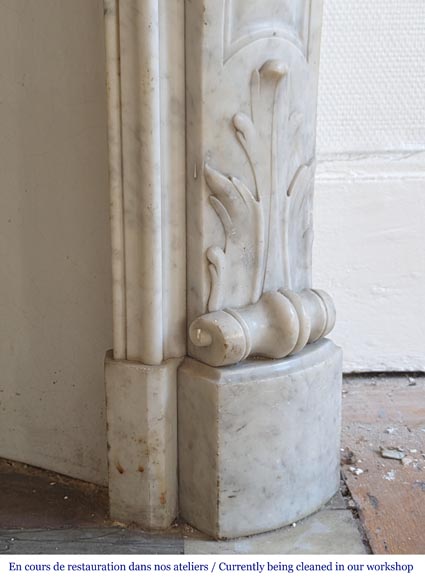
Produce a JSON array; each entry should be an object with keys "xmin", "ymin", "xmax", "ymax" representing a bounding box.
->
[
  {"xmin": 205, "ymin": 164, "xmax": 264, "ymax": 312},
  {"xmin": 206, "ymin": 60, "xmax": 291, "ymax": 311},
  {"xmin": 205, "ymin": 59, "xmax": 317, "ymax": 314}
]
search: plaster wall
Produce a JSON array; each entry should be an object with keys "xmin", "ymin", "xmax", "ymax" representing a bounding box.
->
[
  {"xmin": 0, "ymin": 0, "xmax": 112, "ymax": 484},
  {"xmin": 315, "ymin": 0, "xmax": 425, "ymax": 371}
]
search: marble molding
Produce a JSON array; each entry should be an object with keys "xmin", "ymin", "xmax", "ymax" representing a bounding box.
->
[
  {"xmin": 104, "ymin": 0, "xmax": 186, "ymax": 364},
  {"xmin": 104, "ymin": 0, "xmax": 342, "ymax": 538},
  {"xmin": 103, "ymin": 0, "xmax": 185, "ymax": 529}
]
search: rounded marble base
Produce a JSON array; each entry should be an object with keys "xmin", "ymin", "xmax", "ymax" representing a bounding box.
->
[{"xmin": 178, "ymin": 339, "xmax": 342, "ymax": 539}]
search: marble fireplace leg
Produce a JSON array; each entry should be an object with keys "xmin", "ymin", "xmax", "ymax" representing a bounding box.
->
[
  {"xmin": 103, "ymin": 0, "xmax": 342, "ymax": 538},
  {"xmin": 103, "ymin": 0, "xmax": 185, "ymax": 529},
  {"xmin": 178, "ymin": 0, "xmax": 342, "ymax": 538}
]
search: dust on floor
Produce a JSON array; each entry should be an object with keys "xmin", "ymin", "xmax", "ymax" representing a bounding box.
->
[{"xmin": 341, "ymin": 374, "xmax": 425, "ymax": 554}]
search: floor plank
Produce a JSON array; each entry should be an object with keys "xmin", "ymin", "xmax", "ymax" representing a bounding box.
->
[
  {"xmin": 0, "ymin": 528, "xmax": 184, "ymax": 555},
  {"xmin": 341, "ymin": 375, "xmax": 425, "ymax": 554}
]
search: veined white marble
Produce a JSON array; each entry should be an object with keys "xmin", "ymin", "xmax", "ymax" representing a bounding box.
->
[
  {"xmin": 177, "ymin": 0, "xmax": 342, "ymax": 539},
  {"xmin": 105, "ymin": 353, "xmax": 181, "ymax": 529},
  {"xmin": 104, "ymin": 0, "xmax": 341, "ymax": 537},
  {"xmin": 104, "ymin": 0, "xmax": 186, "ymax": 364},
  {"xmin": 185, "ymin": 0, "xmax": 331, "ymax": 364},
  {"xmin": 189, "ymin": 288, "xmax": 336, "ymax": 367},
  {"xmin": 103, "ymin": 0, "xmax": 185, "ymax": 530},
  {"xmin": 179, "ymin": 340, "xmax": 342, "ymax": 539}
]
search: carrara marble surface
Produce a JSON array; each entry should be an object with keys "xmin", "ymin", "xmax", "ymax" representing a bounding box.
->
[
  {"xmin": 103, "ymin": 0, "xmax": 186, "ymax": 530},
  {"xmin": 185, "ymin": 0, "xmax": 332, "ymax": 365},
  {"xmin": 103, "ymin": 0, "xmax": 342, "ymax": 538},
  {"xmin": 179, "ymin": 340, "xmax": 342, "ymax": 539}
]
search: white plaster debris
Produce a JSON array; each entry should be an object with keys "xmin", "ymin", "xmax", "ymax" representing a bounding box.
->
[
  {"xmin": 384, "ymin": 470, "xmax": 396, "ymax": 481},
  {"xmin": 380, "ymin": 447, "xmax": 406, "ymax": 461},
  {"xmin": 349, "ymin": 467, "xmax": 364, "ymax": 476}
]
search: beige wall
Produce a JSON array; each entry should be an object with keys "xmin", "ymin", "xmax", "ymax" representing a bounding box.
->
[{"xmin": 0, "ymin": 0, "xmax": 112, "ymax": 484}]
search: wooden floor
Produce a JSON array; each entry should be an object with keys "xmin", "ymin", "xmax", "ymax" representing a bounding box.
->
[
  {"xmin": 0, "ymin": 460, "xmax": 109, "ymax": 530},
  {"xmin": 0, "ymin": 461, "xmax": 185, "ymax": 554},
  {"xmin": 341, "ymin": 374, "xmax": 425, "ymax": 554},
  {"xmin": 0, "ymin": 459, "xmax": 366, "ymax": 555}
]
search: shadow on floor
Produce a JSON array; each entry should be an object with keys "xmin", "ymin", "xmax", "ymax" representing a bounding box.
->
[{"xmin": 0, "ymin": 458, "xmax": 368, "ymax": 555}]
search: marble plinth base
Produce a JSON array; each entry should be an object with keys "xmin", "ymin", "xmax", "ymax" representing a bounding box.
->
[
  {"xmin": 178, "ymin": 339, "xmax": 342, "ymax": 539},
  {"xmin": 105, "ymin": 352, "xmax": 181, "ymax": 529}
]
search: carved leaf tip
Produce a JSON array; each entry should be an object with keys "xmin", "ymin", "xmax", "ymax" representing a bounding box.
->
[
  {"xmin": 233, "ymin": 112, "xmax": 257, "ymax": 158},
  {"xmin": 260, "ymin": 59, "xmax": 288, "ymax": 81},
  {"xmin": 233, "ymin": 112, "xmax": 254, "ymax": 135},
  {"xmin": 230, "ymin": 176, "xmax": 257, "ymax": 206},
  {"xmin": 287, "ymin": 163, "xmax": 314, "ymax": 198},
  {"xmin": 204, "ymin": 163, "xmax": 232, "ymax": 195},
  {"xmin": 205, "ymin": 161, "xmax": 256, "ymax": 214}
]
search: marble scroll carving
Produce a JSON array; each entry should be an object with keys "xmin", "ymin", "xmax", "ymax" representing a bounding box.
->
[
  {"xmin": 189, "ymin": 58, "xmax": 335, "ymax": 367},
  {"xmin": 190, "ymin": 288, "xmax": 335, "ymax": 367}
]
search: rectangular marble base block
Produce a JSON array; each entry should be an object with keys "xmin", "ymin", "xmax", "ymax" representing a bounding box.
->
[
  {"xmin": 105, "ymin": 353, "xmax": 181, "ymax": 529},
  {"xmin": 178, "ymin": 340, "xmax": 342, "ymax": 539}
]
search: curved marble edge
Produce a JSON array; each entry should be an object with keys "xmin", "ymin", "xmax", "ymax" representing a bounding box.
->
[{"xmin": 182, "ymin": 338, "xmax": 339, "ymax": 384}]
